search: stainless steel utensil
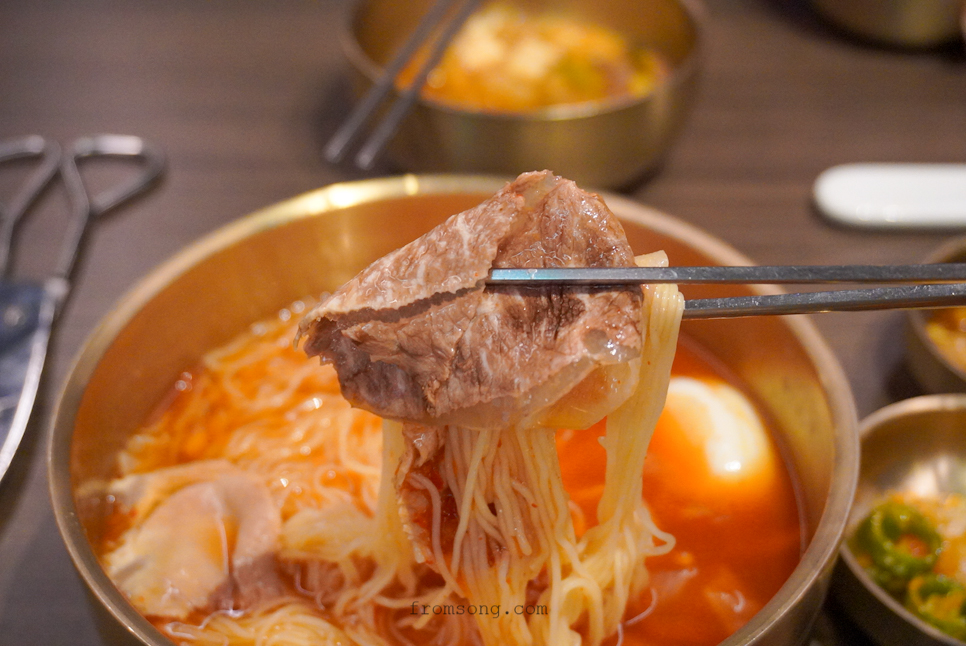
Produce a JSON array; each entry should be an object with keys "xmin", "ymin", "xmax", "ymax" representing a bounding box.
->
[
  {"xmin": 0, "ymin": 134, "xmax": 164, "ymax": 488},
  {"xmin": 682, "ymin": 284, "xmax": 966, "ymax": 319},
  {"xmin": 487, "ymin": 264, "xmax": 966, "ymax": 318},
  {"xmin": 488, "ymin": 264, "xmax": 966, "ymax": 284},
  {"xmin": 325, "ymin": 0, "xmax": 481, "ymax": 169}
]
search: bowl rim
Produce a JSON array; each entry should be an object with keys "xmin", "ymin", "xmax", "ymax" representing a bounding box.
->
[
  {"xmin": 339, "ymin": 0, "xmax": 706, "ymax": 122},
  {"xmin": 838, "ymin": 393, "xmax": 966, "ymax": 646},
  {"xmin": 908, "ymin": 236, "xmax": 966, "ymax": 385},
  {"xmin": 48, "ymin": 173, "xmax": 858, "ymax": 646}
]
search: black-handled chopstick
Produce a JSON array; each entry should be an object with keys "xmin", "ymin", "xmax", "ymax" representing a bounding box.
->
[{"xmin": 486, "ymin": 264, "xmax": 966, "ymax": 285}]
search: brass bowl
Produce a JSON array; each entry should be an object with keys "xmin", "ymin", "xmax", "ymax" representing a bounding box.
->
[
  {"xmin": 48, "ymin": 175, "xmax": 857, "ymax": 645},
  {"xmin": 906, "ymin": 237, "xmax": 966, "ymax": 394},
  {"xmin": 832, "ymin": 394, "xmax": 966, "ymax": 646},
  {"xmin": 343, "ymin": 0, "xmax": 703, "ymax": 189},
  {"xmin": 810, "ymin": 0, "xmax": 965, "ymax": 47}
]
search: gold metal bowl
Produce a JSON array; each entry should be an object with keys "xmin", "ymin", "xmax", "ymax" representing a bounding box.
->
[
  {"xmin": 48, "ymin": 174, "xmax": 857, "ymax": 645},
  {"xmin": 832, "ymin": 394, "xmax": 966, "ymax": 646},
  {"xmin": 906, "ymin": 237, "xmax": 966, "ymax": 394},
  {"xmin": 343, "ymin": 0, "xmax": 703, "ymax": 189},
  {"xmin": 810, "ymin": 0, "xmax": 965, "ymax": 48}
]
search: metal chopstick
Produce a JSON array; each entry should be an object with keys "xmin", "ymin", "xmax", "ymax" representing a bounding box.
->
[
  {"xmin": 683, "ymin": 283, "xmax": 966, "ymax": 319},
  {"xmin": 485, "ymin": 265, "xmax": 966, "ymax": 318},
  {"xmin": 486, "ymin": 264, "xmax": 966, "ymax": 285},
  {"xmin": 325, "ymin": 0, "xmax": 480, "ymax": 170},
  {"xmin": 324, "ymin": 0, "xmax": 455, "ymax": 163}
]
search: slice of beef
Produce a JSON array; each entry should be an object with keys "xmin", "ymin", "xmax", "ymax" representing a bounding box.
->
[{"xmin": 299, "ymin": 170, "xmax": 643, "ymax": 431}]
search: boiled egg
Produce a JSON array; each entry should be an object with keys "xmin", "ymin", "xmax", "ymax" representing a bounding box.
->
[{"xmin": 663, "ymin": 376, "xmax": 774, "ymax": 484}]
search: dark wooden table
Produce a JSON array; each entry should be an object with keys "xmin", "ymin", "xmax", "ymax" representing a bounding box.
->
[{"xmin": 1, "ymin": 1, "xmax": 963, "ymax": 644}]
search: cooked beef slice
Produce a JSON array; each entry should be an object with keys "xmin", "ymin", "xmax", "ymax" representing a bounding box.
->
[{"xmin": 299, "ymin": 171, "xmax": 642, "ymax": 430}]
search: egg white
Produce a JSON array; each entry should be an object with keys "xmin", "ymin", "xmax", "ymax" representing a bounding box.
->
[{"xmin": 664, "ymin": 376, "xmax": 772, "ymax": 481}]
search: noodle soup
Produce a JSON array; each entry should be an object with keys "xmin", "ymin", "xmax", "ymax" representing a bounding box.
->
[
  {"xmin": 93, "ymin": 303, "xmax": 801, "ymax": 646},
  {"xmin": 51, "ymin": 177, "xmax": 856, "ymax": 646}
]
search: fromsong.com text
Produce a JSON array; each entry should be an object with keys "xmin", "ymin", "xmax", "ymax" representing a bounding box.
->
[{"xmin": 411, "ymin": 603, "xmax": 548, "ymax": 617}]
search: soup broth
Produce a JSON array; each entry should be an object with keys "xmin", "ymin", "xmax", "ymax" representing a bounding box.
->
[
  {"xmin": 95, "ymin": 305, "xmax": 801, "ymax": 646},
  {"xmin": 557, "ymin": 338, "xmax": 802, "ymax": 645}
]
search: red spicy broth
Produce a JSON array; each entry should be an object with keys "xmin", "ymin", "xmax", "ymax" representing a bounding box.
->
[{"xmin": 556, "ymin": 335, "xmax": 803, "ymax": 646}]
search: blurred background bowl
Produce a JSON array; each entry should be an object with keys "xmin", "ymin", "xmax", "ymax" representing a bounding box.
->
[
  {"xmin": 810, "ymin": 0, "xmax": 965, "ymax": 48},
  {"xmin": 906, "ymin": 237, "xmax": 966, "ymax": 394},
  {"xmin": 49, "ymin": 175, "xmax": 856, "ymax": 646},
  {"xmin": 342, "ymin": 0, "xmax": 703, "ymax": 189},
  {"xmin": 832, "ymin": 394, "xmax": 966, "ymax": 646}
]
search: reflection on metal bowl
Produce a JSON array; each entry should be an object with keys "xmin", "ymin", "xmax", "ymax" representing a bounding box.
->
[
  {"xmin": 906, "ymin": 237, "xmax": 966, "ymax": 394},
  {"xmin": 48, "ymin": 174, "xmax": 856, "ymax": 645},
  {"xmin": 342, "ymin": 0, "xmax": 703, "ymax": 188}
]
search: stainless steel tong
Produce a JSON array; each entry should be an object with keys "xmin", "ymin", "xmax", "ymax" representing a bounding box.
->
[
  {"xmin": 486, "ymin": 265, "xmax": 966, "ymax": 319},
  {"xmin": 0, "ymin": 135, "xmax": 164, "ymax": 488}
]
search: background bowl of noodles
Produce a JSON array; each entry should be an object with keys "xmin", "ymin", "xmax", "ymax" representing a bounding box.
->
[{"xmin": 49, "ymin": 174, "xmax": 857, "ymax": 646}]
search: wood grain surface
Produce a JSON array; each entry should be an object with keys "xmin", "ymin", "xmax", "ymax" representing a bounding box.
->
[{"xmin": 0, "ymin": 0, "xmax": 964, "ymax": 643}]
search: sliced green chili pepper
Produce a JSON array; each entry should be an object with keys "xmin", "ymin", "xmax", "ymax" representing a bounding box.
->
[
  {"xmin": 854, "ymin": 500, "xmax": 942, "ymax": 596},
  {"xmin": 906, "ymin": 574, "xmax": 966, "ymax": 640}
]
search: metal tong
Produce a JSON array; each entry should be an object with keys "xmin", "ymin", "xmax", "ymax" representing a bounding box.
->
[
  {"xmin": 486, "ymin": 265, "xmax": 966, "ymax": 319},
  {"xmin": 0, "ymin": 135, "xmax": 164, "ymax": 488}
]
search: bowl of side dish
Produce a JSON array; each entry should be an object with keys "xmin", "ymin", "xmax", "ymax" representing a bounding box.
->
[
  {"xmin": 342, "ymin": 0, "xmax": 703, "ymax": 188},
  {"xmin": 49, "ymin": 174, "xmax": 856, "ymax": 646},
  {"xmin": 833, "ymin": 394, "xmax": 966, "ymax": 646},
  {"xmin": 906, "ymin": 237, "xmax": 966, "ymax": 394},
  {"xmin": 810, "ymin": 0, "xmax": 965, "ymax": 48}
]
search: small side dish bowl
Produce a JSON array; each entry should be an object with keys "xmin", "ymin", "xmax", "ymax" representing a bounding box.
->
[
  {"xmin": 833, "ymin": 394, "xmax": 966, "ymax": 646},
  {"xmin": 342, "ymin": 0, "xmax": 703, "ymax": 188},
  {"xmin": 906, "ymin": 237, "xmax": 966, "ymax": 394},
  {"xmin": 810, "ymin": 0, "xmax": 965, "ymax": 48}
]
